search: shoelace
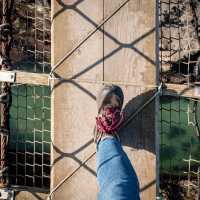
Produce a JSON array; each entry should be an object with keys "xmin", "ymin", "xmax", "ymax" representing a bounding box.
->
[{"xmin": 96, "ymin": 106, "xmax": 124, "ymax": 134}]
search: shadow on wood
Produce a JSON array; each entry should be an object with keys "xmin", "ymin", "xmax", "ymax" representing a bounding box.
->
[{"xmin": 119, "ymin": 90, "xmax": 156, "ymax": 155}]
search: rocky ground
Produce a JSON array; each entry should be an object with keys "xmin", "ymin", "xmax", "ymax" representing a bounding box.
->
[{"xmin": 160, "ymin": 175, "xmax": 199, "ymax": 200}]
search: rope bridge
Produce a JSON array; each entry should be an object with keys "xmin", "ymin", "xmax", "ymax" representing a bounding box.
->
[{"xmin": 0, "ymin": 0, "xmax": 199, "ymax": 199}]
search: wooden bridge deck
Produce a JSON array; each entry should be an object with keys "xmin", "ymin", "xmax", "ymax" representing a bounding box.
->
[{"xmin": 51, "ymin": 0, "xmax": 157, "ymax": 199}]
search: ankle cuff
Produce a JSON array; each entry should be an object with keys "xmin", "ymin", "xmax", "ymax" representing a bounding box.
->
[{"xmin": 97, "ymin": 133, "xmax": 120, "ymax": 145}]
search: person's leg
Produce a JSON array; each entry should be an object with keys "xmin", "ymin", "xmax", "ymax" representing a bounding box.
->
[
  {"xmin": 96, "ymin": 137, "xmax": 140, "ymax": 200},
  {"xmin": 94, "ymin": 85, "xmax": 140, "ymax": 200}
]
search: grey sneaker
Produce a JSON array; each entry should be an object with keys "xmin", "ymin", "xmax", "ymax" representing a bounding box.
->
[{"xmin": 94, "ymin": 85, "xmax": 124, "ymax": 143}]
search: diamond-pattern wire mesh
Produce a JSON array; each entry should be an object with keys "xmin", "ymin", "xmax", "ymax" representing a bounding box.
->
[
  {"xmin": 10, "ymin": 0, "xmax": 51, "ymax": 73},
  {"xmin": 159, "ymin": 0, "xmax": 200, "ymax": 198},
  {"xmin": 0, "ymin": 0, "xmax": 51, "ymax": 190}
]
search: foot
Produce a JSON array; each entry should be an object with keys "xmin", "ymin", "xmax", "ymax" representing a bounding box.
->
[{"xmin": 94, "ymin": 85, "xmax": 124, "ymax": 143}]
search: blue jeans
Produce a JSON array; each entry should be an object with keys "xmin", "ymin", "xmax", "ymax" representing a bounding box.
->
[{"xmin": 96, "ymin": 137, "xmax": 140, "ymax": 200}]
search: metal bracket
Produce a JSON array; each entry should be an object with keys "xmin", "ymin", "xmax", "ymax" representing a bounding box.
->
[
  {"xmin": 0, "ymin": 71, "xmax": 16, "ymax": 83},
  {"xmin": 0, "ymin": 188, "xmax": 14, "ymax": 200}
]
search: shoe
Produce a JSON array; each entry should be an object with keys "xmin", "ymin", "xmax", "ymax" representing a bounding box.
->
[{"xmin": 94, "ymin": 85, "xmax": 124, "ymax": 143}]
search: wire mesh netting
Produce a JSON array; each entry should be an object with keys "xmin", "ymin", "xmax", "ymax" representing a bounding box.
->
[
  {"xmin": 0, "ymin": 0, "xmax": 51, "ymax": 191},
  {"xmin": 159, "ymin": 0, "xmax": 200, "ymax": 199},
  {"xmin": 9, "ymin": 0, "xmax": 51, "ymax": 73},
  {"xmin": 160, "ymin": 0, "xmax": 200, "ymax": 85},
  {"xmin": 160, "ymin": 96, "xmax": 200, "ymax": 199},
  {"xmin": 8, "ymin": 84, "xmax": 51, "ymax": 189}
]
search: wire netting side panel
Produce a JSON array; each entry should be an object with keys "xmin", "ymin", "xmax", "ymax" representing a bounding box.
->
[
  {"xmin": 160, "ymin": 0, "xmax": 200, "ymax": 85},
  {"xmin": 7, "ymin": 0, "xmax": 51, "ymax": 73},
  {"xmin": 8, "ymin": 84, "xmax": 51, "ymax": 189},
  {"xmin": 159, "ymin": 0, "xmax": 200, "ymax": 198},
  {"xmin": 160, "ymin": 95, "xmax": 200, "ymax": 199}
]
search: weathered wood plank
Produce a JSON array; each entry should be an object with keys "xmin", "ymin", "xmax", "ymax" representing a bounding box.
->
[
  {"xmin": 0, "ymin": 71, "xmax": 49, "ymax": 85},
  {"xmin": 51, "ymin": 0, "xmax": 103, "ymax": 199},
  {"xmin": 164, "ymin": 83, "xmax": 200, "ymax": 99},
  {"xmin": 15, "ymin": 71, "xmax": 49, "ymax": 85},
  {"xmin": 52, "ymin": 0, "xmax": 157, "ymax": 199},
  {"xmin": 103, "ymin": 0, "xmax": 156, "ymax": 199},
  {"xmin": 14, "ymin": 71, "xmax": 200, "ymax": 101}
]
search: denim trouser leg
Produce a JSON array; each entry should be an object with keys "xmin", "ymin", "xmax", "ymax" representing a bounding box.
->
[{"xmin": 96, "ymin": 138, "xmax": 140, "ymax": 200}]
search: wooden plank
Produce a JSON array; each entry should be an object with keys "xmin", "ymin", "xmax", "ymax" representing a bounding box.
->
[
  {"xmin": 0, "ymin": 70, "xmax": 49, "ymax": 85},
  {"xmin": 14, "ymin": 189, "xmax": 48, "ymax": 200},
  {"xmin": 0, "ymin": 70, "xmax": 49, "ymax": 86},
  {"xmin": 51, "ymin": 0, "xmax": 103, "ymax": 199},
  {"xmin": 52, "ymin": 0, "xmax": 157, "ymax": 199},
  {"xmin": 103, "ymin": 0, "xmax": 156, "ymax": 199},
  {"xmin": 164, "ymin": 83, "xmax": 200, "ymax": 99},
  {"xmin": 15, "ymin": 71, "xmax": 49, "ymax": 85}
]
